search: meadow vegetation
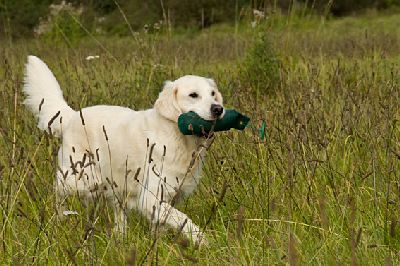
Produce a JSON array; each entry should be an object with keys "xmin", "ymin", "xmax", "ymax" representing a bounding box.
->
[{"xmin": 1, "ymin": 9, "xmax": 400, "ymax": 265}]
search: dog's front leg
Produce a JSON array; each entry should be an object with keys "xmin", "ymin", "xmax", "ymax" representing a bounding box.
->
[
  {"xmin": 138, "ymin": 190, "xmax": 206, "ymax": 245},
  {"xmin": 112, "ymin": 197, "xmax": 127, "ymax": 235}
]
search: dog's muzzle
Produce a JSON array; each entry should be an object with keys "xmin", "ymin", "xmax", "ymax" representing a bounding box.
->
[{"xmin": 211, "ymin": 104, "xmax": 224, "ymax": 118}]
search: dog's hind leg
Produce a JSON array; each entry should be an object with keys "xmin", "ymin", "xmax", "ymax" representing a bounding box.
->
[
  {"xmin": 55, "ymin": 164, "xmax": 92, "ymax": 220},
  {"xmin": 55, "ymin": 170, "xmax": 70, "ymax": 221}
]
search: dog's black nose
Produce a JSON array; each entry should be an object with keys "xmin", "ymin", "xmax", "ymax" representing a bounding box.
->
[{"xmin": 211, "ymin": 104, "xmax": 224, "ymax": 118}]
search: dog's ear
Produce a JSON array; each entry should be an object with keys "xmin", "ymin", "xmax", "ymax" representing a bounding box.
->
[
  {"xmin": 207, "ymin": 78, "xmax": 223, "ymax": 105},
  {"xmin": 215, "ymin": 90, "xmax": 223, "ymax": 105},
  {"xmin": 155, "ymin": 81, "xmax": 182, "ymax": 122}
]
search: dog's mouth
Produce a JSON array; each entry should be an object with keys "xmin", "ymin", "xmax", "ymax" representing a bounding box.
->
[{"xmin": 188, "ymin": 111, "xmax": 224, "ymax": 122}]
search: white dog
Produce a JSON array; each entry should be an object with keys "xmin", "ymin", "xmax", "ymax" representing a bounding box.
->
[{"xmin": 23, "ymin": 56, "xmax": 225, "ymax": 244}]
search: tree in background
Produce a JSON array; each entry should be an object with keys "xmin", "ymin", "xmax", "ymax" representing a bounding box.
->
[{"xmin": 0, "ymin": 0, "xmax": 52, "ymax": 38}]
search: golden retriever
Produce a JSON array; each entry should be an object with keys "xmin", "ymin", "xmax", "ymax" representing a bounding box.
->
[{"xmin": 23, "ymin": 56, "xmax": 225, "ymax": 244}]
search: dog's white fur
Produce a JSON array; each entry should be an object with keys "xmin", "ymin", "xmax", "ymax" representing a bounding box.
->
[{"xmin": 23, "ymin": 55, "xmax": 224, "ymax": 244}]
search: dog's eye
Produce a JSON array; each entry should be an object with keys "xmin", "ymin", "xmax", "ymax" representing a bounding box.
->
[
  {"xmin": 189, "ymin": 93, "xmax": 199, "ymax": 98},
  {"xmin": 211, "ymin": 91, "xmax": 215, "ymax": 96}
]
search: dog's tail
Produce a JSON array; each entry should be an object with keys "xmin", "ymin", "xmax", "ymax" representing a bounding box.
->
[{"xmin": 23, "ymin": 55, "xmax": 75, "ymax": 136}]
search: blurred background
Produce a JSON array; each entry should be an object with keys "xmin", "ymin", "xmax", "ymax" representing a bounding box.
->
[{"xmin": 1, "ymin": 0, "xmax": 399, "ymax": 39}]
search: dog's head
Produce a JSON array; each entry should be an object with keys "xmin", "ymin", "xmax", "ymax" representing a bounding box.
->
[{"xmin": 155, "ymin": 75, "xmax": 224, "ymax": 122}]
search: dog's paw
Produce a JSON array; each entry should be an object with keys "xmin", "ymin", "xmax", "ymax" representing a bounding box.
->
[
  {"xmin": 191, "ymin": 230, "xmax": 209, "ymax": 248},
  {"xmin": 196, "ymin": 234, "xmax": 209, "ymax": 248},
  {"xmin": 112, "ymin": 223, "xmax": 128, "ymax": 236}
]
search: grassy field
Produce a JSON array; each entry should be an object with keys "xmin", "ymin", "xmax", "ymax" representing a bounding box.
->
[{"xmin": 1, "ymin": 12, "xmax": 400, "ymax": 265}]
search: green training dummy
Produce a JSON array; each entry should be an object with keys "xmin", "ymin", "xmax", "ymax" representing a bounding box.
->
[{"xmin": 178, "ymin": 109, "xmax": 250, "ymax": 136}]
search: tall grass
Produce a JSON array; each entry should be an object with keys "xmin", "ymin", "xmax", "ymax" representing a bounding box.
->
[{"xmin": 1, "ymin": 12, "xmax": 400, "ymax": 264}]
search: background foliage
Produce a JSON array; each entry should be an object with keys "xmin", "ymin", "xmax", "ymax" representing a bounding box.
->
[{"xmin": 1, "ymin": 0, "xmax": 400, "ymax": 38}]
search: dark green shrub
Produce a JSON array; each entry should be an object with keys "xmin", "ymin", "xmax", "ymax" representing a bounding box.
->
[
  {"xmin": 241, "ymin": 30, "xmax": 280, "ymax": 92},
  {"xmin": 40, "ymin": 11, "xmax": 86, "ymax": 45},
  {"xmin": 0, "ymin": 0, "xmax": 52, "ymax": 38}
]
